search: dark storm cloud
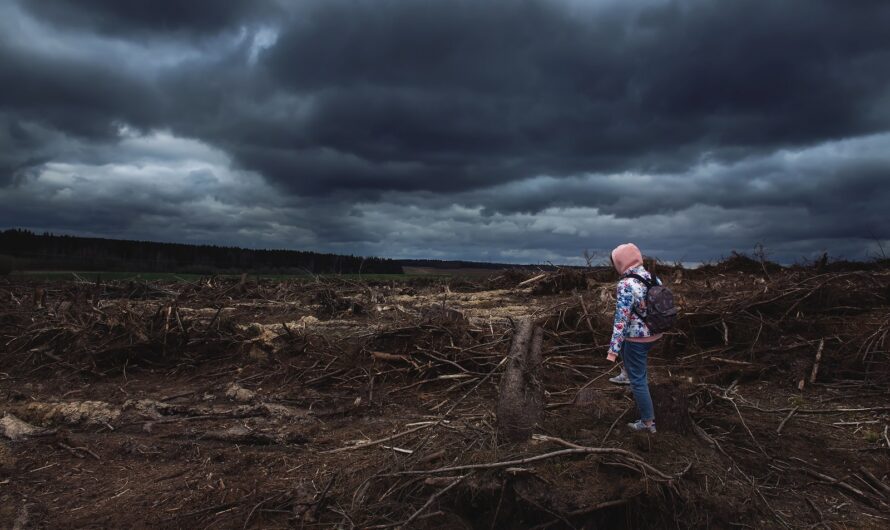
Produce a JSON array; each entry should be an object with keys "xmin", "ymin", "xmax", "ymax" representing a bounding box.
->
[
  {"xmin": 240, "ymin": 0, "xmax": 890, "ymax": 194},
  {"xmin": 18, "ymin": 0, "xmax": 283, "ymax": 36},
  {"xmin": 473, "ymin": 136, "xmax": 890, "ymax": 220},
  {"xmin": 0, "ymin": 47, "xmax": 161, "ymax": 139},
  {"xmin": 2, "ymin": 0, "xmax": 890, "ymax": 263}
]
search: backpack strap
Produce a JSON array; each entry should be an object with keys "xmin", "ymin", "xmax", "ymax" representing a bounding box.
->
[
  {"xmin": 624, "ymin": 273, "xmax": 653, "ymax": 288},
  {"xmin": 622, "ymin": 272, "xmax": 657, "ymax": 321}
]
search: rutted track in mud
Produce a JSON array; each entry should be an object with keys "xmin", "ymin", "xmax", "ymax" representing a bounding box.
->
[{"xmin": 2, "ymin": 262, "xmax": 889, "ymax": 528}]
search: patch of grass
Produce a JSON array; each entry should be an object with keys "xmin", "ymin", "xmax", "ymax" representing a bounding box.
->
[
  {"xmin": 862, "ymin": 429, "xmax": 881, "ymax": 444},
  {"xmin": 12, "ymin": 271, "xmax": 204, "ymax": 282},
  {"xmin": 788, "ymin": 395, "xmax": 807, "ymax": 407}
]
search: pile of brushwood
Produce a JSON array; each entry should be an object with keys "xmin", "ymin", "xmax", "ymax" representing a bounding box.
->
[{"xmin": 1, "ymin": 257, "xmax": 889, "ymax": 528}]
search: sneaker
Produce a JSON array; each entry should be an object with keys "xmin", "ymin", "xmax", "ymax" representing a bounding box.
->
[
  {"xmin": 608, "ymin": 371, "xmax": 630, "ymax": 385},
  {"xmin": 627, "ymin": 420, "xmax": 656, "ymax": 433}
]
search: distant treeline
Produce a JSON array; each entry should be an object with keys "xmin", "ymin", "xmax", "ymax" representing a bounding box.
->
[
  {"xmin": 0, "ymin": 229, "xmax": 403, "ymax": 275},
  {"xmin": 399, "ymin": 258, "xmax": 551, "ymax": 271}
]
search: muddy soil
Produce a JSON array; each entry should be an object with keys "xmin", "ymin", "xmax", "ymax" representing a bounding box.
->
[{"xmin": 1, "ymin": 270, "xmax": 889, "ymax": 528}]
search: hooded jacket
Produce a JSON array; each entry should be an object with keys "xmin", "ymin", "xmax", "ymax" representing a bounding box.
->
[{"xmin": 607, "ymin": 244, "xmax": 663, "ymax": 359}]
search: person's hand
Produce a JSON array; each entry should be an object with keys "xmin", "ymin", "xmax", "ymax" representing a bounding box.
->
[{"xmin": 607, "ymin": 352, "xmax": 618, "ymax": 362}]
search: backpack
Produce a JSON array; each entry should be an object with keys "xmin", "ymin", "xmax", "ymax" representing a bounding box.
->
[{"xmin": 624, "ymin": 272, "xmax": 678, "ymax": 333}]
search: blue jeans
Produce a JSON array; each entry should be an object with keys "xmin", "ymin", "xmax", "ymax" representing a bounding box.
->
[{"xmin": 621, "ymin": 341, "xmax": 655, "ymax": 422}]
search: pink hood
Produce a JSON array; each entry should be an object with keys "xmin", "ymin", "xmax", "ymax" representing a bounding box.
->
[{"xmin": 610, "ymin": 243, "xmax": 643, "ymax": 274}]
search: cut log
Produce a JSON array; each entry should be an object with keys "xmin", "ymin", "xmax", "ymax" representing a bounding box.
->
[
  {"xmin": 809, "ymin": 339, "xmax": 825, "ymax": 384},
  {"xmin": 497, "ymin": 317, "xmax": 544, "ymax": 442},
  {"xmin": 517, "ymin": 273, "xmax": 547, "ymax": 287}
]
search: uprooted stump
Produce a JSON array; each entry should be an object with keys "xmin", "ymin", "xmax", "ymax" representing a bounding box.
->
[
  {"xmin": 497, "ymin": 317, "xmax": 544, "ymax": 442},
  {"xmin": 0, "ymin": 413, "xmax": 51, "ymax": 441},
  {"xmin": 650, "ymin": 381, "xmax": 692, "ymax": 434}
]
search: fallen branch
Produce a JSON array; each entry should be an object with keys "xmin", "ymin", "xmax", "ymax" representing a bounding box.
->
[
  {"xmin": 370, "ymin": 350, "xmax": 415, "ymax": 365},
  {"xmin": 438, "ymin": 354, "xmax": 507, "ymax": 415},
  {"xmin": 57, "ymin": 442, "xmax": 100, "ymax": 461},
  {"xmin": 538, "ymin": 435, "xmax": 689, "ymax": 480},
  {"xmin": 739, "ymin": 403, "xmax": 890, "ymax": 415},
  {"xmin": 197, "ymin": 426, "xmax": 308, "ymax": 445},
  {"xmin": 567, "ymin": 498, "xmax": 627, "ymax": 516},
  {"xmin": 710, "ymin": 356, "xmax": 753, "ymax": 366},
  {"xmin": 859, "ymin": 466, "xmax": 890, "ymax": 497},
  {"xmin": 396, "ymin": 435, "xmax": 681, "ymax": 482},
  {"xmin": 517, "ymin": 273, "xmax": 547, "ymax": 287},
  {"xmin": 398, "ymin": 474, "xmax": 467, "ymax": 529},
  {"xmin": 809, "ymin": 339, "xmax": 825, "ymax": 384},
  {"xmin": 790, "ymin": 457, "xmax": 887, "ymax": 508},
  {"xmin": 322, "ymin": 423, "xmax": 434, "ymax": 454},
  {"xmin": 776, "ymin": 406, "xmax": 798, "ymax": 436},
  {"xmin": 602, "ymin": 406, "xmax": 631, "ymax": 443}
]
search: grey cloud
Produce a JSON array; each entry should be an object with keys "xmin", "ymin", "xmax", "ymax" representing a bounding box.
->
[
  {"xmin": 473, "ymin": 133, "xmax": 890, "ymax": 226},
  {"xmin": 9, "ymin": 0, "xmax": 890, "ymax": 194},
  {"xmin": 17, "ymin": 0, "xmax": 284, "ymax": 37},
  {"xmin": 1, "ymin": 0, "xmax": 890, "ymax": 263}
]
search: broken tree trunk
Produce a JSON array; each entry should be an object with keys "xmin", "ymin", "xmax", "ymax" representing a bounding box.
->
[
  {"xmin": 650, "ymin": 381, "xmax": 693, "ymax": 434},
  {"xmin": 497, "ymin": 317, "xmax": 544, "ymax": 442}
]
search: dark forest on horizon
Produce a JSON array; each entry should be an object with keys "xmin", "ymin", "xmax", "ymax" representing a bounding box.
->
[
  {"xmin": 0, "ymin": 229, "xmax": 402, "ymax": 275},
  {"xmin": 0, "ymin": 229, "xmax": 536, "ymax": 275}
]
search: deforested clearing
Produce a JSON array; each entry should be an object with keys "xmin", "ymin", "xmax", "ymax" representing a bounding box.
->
[{"xmin": 2, "ymin": 260, "xmax": 889, "ymax": 528}]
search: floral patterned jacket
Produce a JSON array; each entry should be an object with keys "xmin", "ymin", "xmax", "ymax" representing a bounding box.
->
[{"xmin": 608, "ymin": 265, "xmax": 660, "ymax": 357}]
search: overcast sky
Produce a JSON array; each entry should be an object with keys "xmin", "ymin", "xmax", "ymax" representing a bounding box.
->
[{"xmin": 2, "ymin": 0, "xmax": 889, "ymax": 265}]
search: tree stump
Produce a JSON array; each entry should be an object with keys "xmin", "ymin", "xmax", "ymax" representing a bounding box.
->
[
  {"xmin": 33, "ymin": 287, "xmax": 47, "ymax": 309},
  {"xmin": 650, "ymin": 381, "xmax": 692, "ymax": 434},
  {"xmin": 497, "ymin": 317, "xmax": 544, "ymax": 442}
]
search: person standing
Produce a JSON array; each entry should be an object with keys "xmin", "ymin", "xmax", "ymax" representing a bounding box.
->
[{"xmin": 606, "ymin": 243, "xmax": 662, "ymax": 433}]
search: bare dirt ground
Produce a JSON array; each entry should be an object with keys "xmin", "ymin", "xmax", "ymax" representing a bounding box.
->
[{"xmin": 2, "ymin": 260, "xmax": 889, "ymax": 528}]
